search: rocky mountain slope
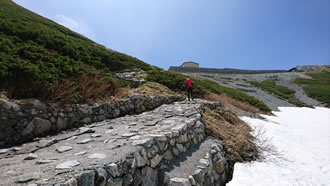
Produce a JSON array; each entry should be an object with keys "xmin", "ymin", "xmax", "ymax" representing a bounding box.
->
[{"xmin": 184, "ymin": 65, "xmax": 329, "ymax": 110}]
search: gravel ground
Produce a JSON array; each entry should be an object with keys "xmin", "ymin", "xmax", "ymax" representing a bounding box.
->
[{"xmin": 186, "ymin": 72, "xmax": 324, "ymax": 111}]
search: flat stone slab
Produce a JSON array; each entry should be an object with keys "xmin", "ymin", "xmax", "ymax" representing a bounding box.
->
[
  {"xmin": 77, "ymin": 138, "xmax": 92, "ymax": 144},
  {"xmin": 0, "ymin": 149, "xmax": 9, "ymax": 154},
  {"xmin": 0, "ymin": 100, "xmax": 211, "ymax": 185},
  {"xmin": 88, "ymin": 153, "xmax": 107, "ymax": 159},
  {"xmin": 56, "ymin": 160, "xmax": 80, "ymax": 169},
  {"xmin": 24, "ymin": 153, "xmax": 38, "ymax": 160},
  {"xmin": 56, "ymin": 146, "xmax": 73, "ymax": 153}
]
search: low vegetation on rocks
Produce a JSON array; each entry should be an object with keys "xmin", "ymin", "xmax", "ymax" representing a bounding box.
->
[
  {"xmin": 295, "ymin": 70, "xmax": 330, "ymax": 107},
  {"xmin": 249, "ymin": 80, "xmax": 307, "ymax": 107}
]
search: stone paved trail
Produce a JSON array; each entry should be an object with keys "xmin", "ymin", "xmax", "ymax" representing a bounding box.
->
[{"xmin": 0, "ymin": 100, "xmax": 233, "ymax": 186}]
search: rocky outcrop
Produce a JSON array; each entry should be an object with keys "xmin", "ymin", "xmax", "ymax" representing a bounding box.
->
[
  {"xmin": 288, "ymin": 65, "xmax": 329, "ymax": 72},
  {"xmin": 112, "ymin": 69, "xmax": 146, "ymax": 88},
  {"xmin": 0, "ymin": 94, "xmax": 183, "ymax": 148}
]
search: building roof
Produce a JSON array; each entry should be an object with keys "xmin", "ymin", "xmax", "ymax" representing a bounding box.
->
[{"xmin": 181, "ymin": 61, "xmax": 199, "ymax": 65}]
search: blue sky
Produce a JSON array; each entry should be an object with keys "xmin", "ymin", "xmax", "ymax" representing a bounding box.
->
[{"xmin": 14, "ymin": 0, "xmax": 329, "ymax": 70}]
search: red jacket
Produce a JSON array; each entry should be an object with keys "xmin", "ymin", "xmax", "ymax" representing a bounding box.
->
[{"xmin": 186, "ymin": 79, "xmax": 193, "ymax": 88}]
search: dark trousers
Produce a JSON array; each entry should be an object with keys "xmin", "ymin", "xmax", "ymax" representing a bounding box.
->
[{"xmin": 187, "ymin": 87, "xmax": 193, "ymax": 100}]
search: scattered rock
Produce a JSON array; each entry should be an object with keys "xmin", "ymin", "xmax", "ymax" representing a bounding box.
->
[
  {"xmin": 150, "ymin": 154, "xmax": 163, "ymax": 168},
  {"xmin": 56, "ymin": 146, "xmax": 73, "ymax": 153},
  {"xmin": 106, "ymin": 129, "xmax": 114, "ymax": 134},
  {"xmin": 199, "ymin": 159, "xmax": 209, "ymax": 167},
  {"xmin": 123, "ymin": 173, "xmax": 134, "ymax": 185},
  {"xmin": 133, "ymin": 152, "xmax": 146, "ymax": 167},
  {"xmin": 192, "ymin": 169, "xmax": 205, "ymax": 185},
  {"xmin": 66, "ymin": 136, "xmax": 77, "ymax": 141},
  {"xmin": 74, "ymin": 151, "xmax": 87, "ymax": 156},
  {"xmin": 13, "ymin": 147, "xmax": 21, "ymax": 151},
  {"xmin": 36, "ymin": 159, "xmax": 56, "ymax": 164},
  {"xmin": 0, "ymin": 148, "xmax": 9, "ymax": 154},
  {"xmin": 56, "ymin": 160, "xmax": 80, "ymax": 169},
  {"xmin": 24, "ymin": 153, "xmax": 38, "ymax": 160},
  {"xmin": 107, "ymin": 177, "xmax": 123, "ymax": 186},
  {"xmin": 15, "ymin": 173, "xmax": 38, "ymax": 183},
  {"xmin": 129, "ymin": 122, "xmax": 137, "ymax": 126},
  {"xmin": 95, "ymin": 168, "xmax": 107, "ymax": 186},
  {"xmin": 75, "ymin": 170, "xmax": 95, "ymax": 186},
  {"xmin": 88, "ymin": 153, "xmax": 107, "ymax": 159},
  {"xmin": 172, "ymin": 147, "xmax": 180, "ymax": 156},
  {"xmin": 129, "ymin": 135, "xmax": 142, "ymax": 140},
  {"xmin": 56, "ymin": 117, "xmax": 67, "ymax": 130},
  {"xmin": 106, "ymin": 163, "xmax": 121, "ymax": 177},
  {"xmin": 176, "ymin": 144, "xmax": 184, "ymax": 153},
  {"xmin": 21, "ymin": 118, "xmax": 52, "ymax": 136},
  {"xmin": 77, "ymin": 139, "xmax": 92, "ymax": 144},
  {"xmin": 141, "ymin": 167, "xmax": 158, "ymax": 186},
  {"xmin": 132, "ymin": 138, "xmax": 154, "ymax": 147},
  {"xmin": 37, "ymin": 139, "xmax": 57, "ymax": 148},
  {"xmin": 63, "ymin": 178, "xmax": 78, "ymax": 186},
  {"xmin": 164, "ymin": 150, "xmax": 173, "ymax": 160},
  {"xmin": 188, "ymin": 175, "xmax": 196, "ymax": 185},
  {"xmin": 78, "ymin": 127, "xmax": 95, "ymax": 134},
  {"xmin": 91, "ymin": 134, "xmax": 101, "ymax": 138},
  {"xmin": 168, "ymin": 177, "xmax": 192, "ymax": 186},
  {"xmin": 122, "ymin": 133, "xmax": 136, "ymax": 137}
]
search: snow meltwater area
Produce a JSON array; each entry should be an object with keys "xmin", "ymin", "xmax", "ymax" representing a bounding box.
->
[{"xmin": 228, "ymin": 107, "xmax": 330, "ymax": 186}]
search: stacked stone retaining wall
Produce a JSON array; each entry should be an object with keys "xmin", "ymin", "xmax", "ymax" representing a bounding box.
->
[
  {"xmin": 165, "ymin": 142, "xmax": 233, "ymax": 186},
  {"xmin": 48, "ymin": 102, "xmax": 233, "ymax": 186},
  {"xmin": 0, "ymin": 95, "xmax": 183, "ymax": 148}
]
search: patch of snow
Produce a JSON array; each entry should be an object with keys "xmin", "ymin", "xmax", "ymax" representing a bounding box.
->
[{"xmin": 228, "ymin": 107, "xmax": 330, "ymax": 186}]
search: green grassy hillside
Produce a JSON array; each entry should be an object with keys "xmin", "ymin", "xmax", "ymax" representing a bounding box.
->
[
  {"xmin": 295, "ymin": 70, "xmax": 330, "ymax": 107},
  {"xmin": 0, "ymin": 0, "xmax": 271, "ymax": 112},
  {"xmin": 0, "ymin": 0, "xmax": 152, "ymax": 100}
]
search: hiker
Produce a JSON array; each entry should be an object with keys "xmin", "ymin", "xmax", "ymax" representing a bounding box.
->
[{"xmin": 185, "ymin": 78, "xmax": 194, "ymax": 101}]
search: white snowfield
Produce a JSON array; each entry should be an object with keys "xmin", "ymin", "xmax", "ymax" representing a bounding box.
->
[{"xmin": 228, "ymin": 107, "xmax": 330, "ymax": 186}]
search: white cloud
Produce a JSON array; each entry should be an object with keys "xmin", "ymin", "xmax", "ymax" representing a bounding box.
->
[{"xmin": 55, "ymin": 14, "xmax": 96, "ymax": 40}]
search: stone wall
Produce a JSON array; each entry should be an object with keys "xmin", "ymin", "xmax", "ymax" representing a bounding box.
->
[
  {"xmin": 165, "ymin": 142, "xmax": 233, "ymax": 186},
  {"xmin": 0, "ymin": 95, "xmax": 183, "ymax": 148},
  {"xmin": 51, "ymin": 103, "xmax": 233, "ymax": 186}
]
